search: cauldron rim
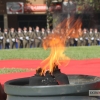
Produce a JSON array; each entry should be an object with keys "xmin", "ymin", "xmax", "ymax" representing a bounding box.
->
[{"xmin": 4, "ymin": 75, "xmax": 100, "ymax": 96}]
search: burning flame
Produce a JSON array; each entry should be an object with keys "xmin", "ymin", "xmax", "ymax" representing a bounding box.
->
[{"xmin": 39, "ymin": 17, "xmax": 82, "ymax": 74}]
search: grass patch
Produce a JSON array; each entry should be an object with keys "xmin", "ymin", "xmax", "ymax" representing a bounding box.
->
[
  {"xmin": 0, "ymin": 68, "xmax": 34, "ymax": 74},
  {"xmin": 0, "ymin": 46, "xmax": 100, "ymax": 60},
  {"xmin": 0, "ymin": 46, "xmax": 100, "ymax": 74}
]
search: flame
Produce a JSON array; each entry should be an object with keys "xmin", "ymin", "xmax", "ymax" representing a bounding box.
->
[{"xmin": 39, "ymin": 17, "xmax": 82, "ymax": 74}]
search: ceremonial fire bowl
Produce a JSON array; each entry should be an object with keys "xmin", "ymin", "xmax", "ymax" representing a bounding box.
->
[{"xmin": 4, "ymin": 75, "xmax": 100, "ymax": 100}]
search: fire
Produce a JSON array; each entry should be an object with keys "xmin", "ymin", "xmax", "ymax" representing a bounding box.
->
[{"xmin": 39, "ymin": 17, "xmax": 82, "ymax": 74}]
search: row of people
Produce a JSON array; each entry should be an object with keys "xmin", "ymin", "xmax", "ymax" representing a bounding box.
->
[
  {"xmin": 0, "ymin": 26, "xmax": 50, "ymax": 49},
  {"xmin": 67, "ymin": 28, "xmax": 100, "ymax": 46},
  {"xmin": 0, "ymin": 27, "xmax": 100, "ymax": 49}
]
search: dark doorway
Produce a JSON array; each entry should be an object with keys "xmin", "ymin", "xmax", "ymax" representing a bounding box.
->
[
  {"xmin": 17, "ymin": 15, "xmax": 47, "ymax": 29},
  {"xmin": 8, "ymin": 15, "xmax": 18, "ymax": 30},
  {"xmin": 8, "ymin": 14, "xmax": 47, "ymax": 30}
]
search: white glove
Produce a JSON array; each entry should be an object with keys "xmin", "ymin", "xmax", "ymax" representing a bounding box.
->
[
  {"xmin": 12, "ymin": 38, "xmax": 15, "ymax": 42},
  {"xmin": 6, "ymin": 39, "xmax": 10, "ymax": 43},
  {"xmin": 26, "ymin": 36, "xmax": 29, "ymax": 40},
  {"xmin": 80, "ymin": 37, "xmax": 83, "ymax": 40},
  {"xmin": 0, "ymin": 36, "xmax": 3, "ymax": 39},
  {"xmin": 75, "ymin": 38, "xmax": 78, "ymax": 41},
  {"xmin": 91, "ymin": 37, "xmax": 94, "ymax": 40},
  {"xmin": 85, "ymin": 37, "xmax": 88, "ymax": 40},
  {"xmin": 20, "ymin": 37, "xmax": 23, "ymax": 40},
  {"xmin": 38, "ymin": 37, "xmax": 41, "ymax": 39},
  {"xmin": 31, "ymin": 39, "xmax": 34, "ymax": 41}
]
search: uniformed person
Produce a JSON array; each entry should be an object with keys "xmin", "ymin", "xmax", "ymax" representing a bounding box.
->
[
  {"xmin": 88, "ymin": 28, "xmax": 95, "ymax": 46},
  {"xmin": 41, "ymin": 28, "xmax": 47, "ymax": 47},
  {"xmin": 46, "ymin": 28, "xmax": 51, "ymax": 36},
  {"xmin": 9, "ymin": 28, "xmax": 16, "ymax": 49},
  {"xmin": 17, "ymin": 28, "xmax": 24, "ymax": 48},
  {"xmin": 94, "ymin": 28, "xmax": 100, "ymax": 45},
  {"xmin": 82, "ymin": 28, "xmax": 89, "ymax": 46},
  {"xmin": 23, "ymin": 27, "xmax": 30, "ymax": 48},
  {"xmin": 28, "ymin": 27, "xmax": 35, "ymax": 48},
  {"xmin": 77, "ymin": 28, "xmax": 84, "ymax": 46},
  {"xmin": 34, "ymin": 26, "xmax": 42, "ymax": 47},
  {"xmin": 4, "ymin": 28, "xmax": 11, "ymax": 49},
  {"xmin": 41, "ymin": 28, "xmax": 47, "ymax": 38},
  {"xmin": 0, "ymin": 28, "xmax": 5, "ymax": 49}
]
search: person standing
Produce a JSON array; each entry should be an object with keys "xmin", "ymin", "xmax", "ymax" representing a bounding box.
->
[
  {"xmin": 88, "ymin": 28, "xmax": 95, "ymax": 46},
  {"xmin": 4, "ymin": 28, "xmax": 11, "ymax": 49},
  {"xmin": 16, "ymin": 28, "xmax": 24, "ymax": 48},
  {"xmin": 9, "ymin": 28, "xmax": 16, "ymax": 49},
  {"xmin": 83, "ymin": 28, "xmax": 89, "ymax": 46},
  {"xmin": 23, "ymin": 27, "xmax": 30, "ymax": 48},
  {"xmin": 41, "ymin": 28, "xmax": 47, "ymax": 47},
  {"xmin": 34, "ymin": 26, "xmax": 42, "ymax": 47},
  {"xmin": 94, "ymin": 28, "xmax": 100, "ymax": 45},
  {"xmin": 77, "ymin": 28, "xmax": 84, "ymax": 46},
  {"xmin": 28, "ymin": 27, "xmax": 35, "ymax": 48},
  {"xmin": 46, "ymin": 28, "xmax": 51, "ymax": 36},
  {"xmin": 0, "ymin": 28, "xmax": 5, "ymax": 49}
]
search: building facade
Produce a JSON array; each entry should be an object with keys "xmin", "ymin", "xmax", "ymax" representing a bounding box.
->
[
  {"xmin": 0, "ymin": 0, "xmax": 100, "ymax": 30},
  {"xmin": 0, "ymin": 0, "xmax": 48, "ymax": 30}
]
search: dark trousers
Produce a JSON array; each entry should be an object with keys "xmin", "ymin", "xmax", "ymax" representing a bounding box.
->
[{"xmin": 5, "ymin": 43, "xmax": 10, "ymax": 49}]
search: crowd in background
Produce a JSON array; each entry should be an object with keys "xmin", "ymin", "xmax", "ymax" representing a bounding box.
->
[
  {"xmin": 0, "ymin": 26, "xmax": 100, "ymax": 49},
  {"xmin": 67, "ymin": 28, "xmax": 100, "ymax": 46},
  {"xmin": 0, "ymin": 26, "xmax": 48, "ymax": 49}
]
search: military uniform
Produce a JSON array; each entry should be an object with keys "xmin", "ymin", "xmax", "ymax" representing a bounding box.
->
[
  {"xmin": 0, "ymin": 31, "xmax": 5, "ymax": 49},
  {"xmin": 41, "ymin": 29, "xmax": 47, "ymax": 47},
  {"xmin": 23, "ymin": 31, "xmax": 30, "ymax": 48},
  {"xmin": 34, "ymin": 30, "xmax": 42, "ymax": 47},
  {"xmin": 17, "ymin": 30, "xmax": 24, "ymax": 48},
  {"xmin": 41, "ymin": 31, "xmax": 47, "ymax": 39},
  {"xmin": 4, "ymin": 31, "xmax": 11, "ymax": 49},
  {"xmin": 29, "ymin": 30, "xmax": 35, "ymax": 48},
  {"xmin": 9, "ymin": 30, "xmax": 16, "ymax": 49},
  {"xmin": 94, "ymin": 29, "xmax": 100, "ymax": 45},
  {"xmin": 77, "ymin": 30, "xmax": 84, "ymax": 46},
  {"xmin": 88, "ymin": 31, "xmax": 95, "ymax": 46},
  {"xmin": 46, "ymin": 29, "xmax": 51, "ymax": 36},
  {"xmin": 82, "ymin": 31, "xmax": 89, "ymax": 46},
  {"xmin": 78, "ymin": 36, "xmax": 84, "ymax": 46}
]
